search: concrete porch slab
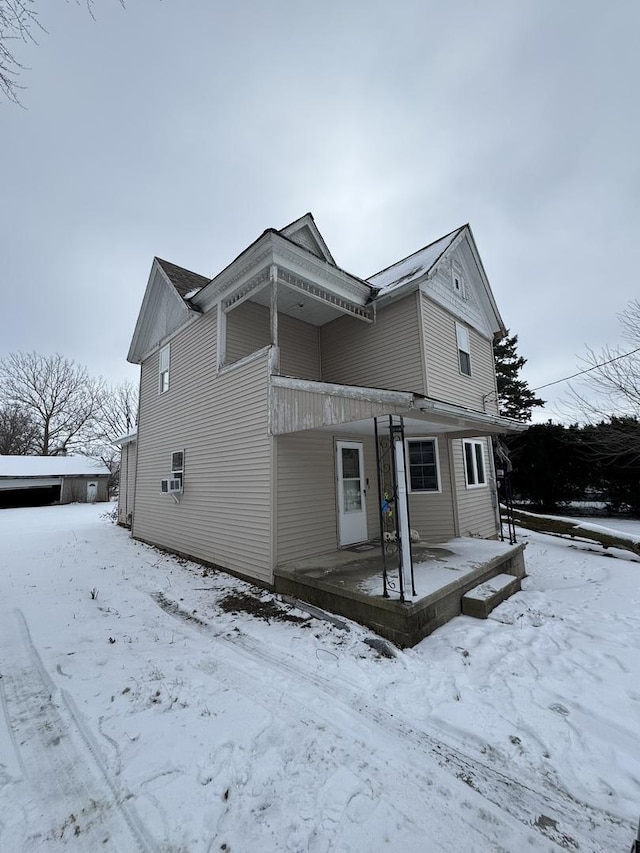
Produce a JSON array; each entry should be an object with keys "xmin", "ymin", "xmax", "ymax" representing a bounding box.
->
[{"xmin": 274, "ymin": 538, "xmax": 526, "ymax": 647}]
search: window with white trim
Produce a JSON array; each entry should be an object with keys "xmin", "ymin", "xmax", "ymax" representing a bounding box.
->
[
  {"xmin": 456, "ymin": 322, "xmax": 471, "ymax": 376},
  {"xmin": 159, "ymin": 344, "xmax": 170, "ymax": 393},
  {"xmin": 463, "ymin": 440, "xmax": 486, "ymax": 487},
  {"xmin": 171, "ymin": 450, "xmax": 184, "ymax": 489},
  {"xmin": 406, "ymin": 438, "xmax": 440, "ymax": 492}
]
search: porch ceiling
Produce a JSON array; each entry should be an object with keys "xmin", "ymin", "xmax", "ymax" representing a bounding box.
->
[{"xmin": 249, "ymin": 280, "xmax": 349, "ymax": 326}]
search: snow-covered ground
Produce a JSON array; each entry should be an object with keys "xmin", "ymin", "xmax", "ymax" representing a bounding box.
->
[{"xmin": 1, "ymin": 505, "xmax": 638, "ymax": 852}]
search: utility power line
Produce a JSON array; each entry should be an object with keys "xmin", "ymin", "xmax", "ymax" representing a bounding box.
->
[{"xmin": 532, "ymin": 347, "xmax": 640, "ymax": 392}]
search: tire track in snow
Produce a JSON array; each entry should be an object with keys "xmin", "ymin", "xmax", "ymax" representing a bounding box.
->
[
  {"xmin": 150, "ymin": 590, "xmax": 631, "ymax": 852},
  {"xmin": 0, "ymin": 608, "xmax": 156, "ymax": 852}
]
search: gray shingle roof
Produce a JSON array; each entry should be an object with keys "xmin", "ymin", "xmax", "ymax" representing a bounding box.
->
[{"xmin": 155, "ymin": 257, "xmax": 211, "ymax": 299}]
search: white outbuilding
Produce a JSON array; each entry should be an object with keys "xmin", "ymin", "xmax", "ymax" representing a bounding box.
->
[{"xmin": 0, "ymin": 456, "xmax": 110, "ymax": 508}]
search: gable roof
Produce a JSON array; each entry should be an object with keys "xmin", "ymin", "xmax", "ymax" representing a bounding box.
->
[
  {"xmin": 368, "ymin": 226, "xmax": 464, "ymax": 295},
  {"xmin": 0, "ymin": 456, "xmax": 110, "ymax": 478},
  {"xmin": 279, "ymin": 213, "xmax": 337, "ymax": 265},
  {"xmin": 155, "ymin": 257, "xmax": 211, "ymax": 300}
]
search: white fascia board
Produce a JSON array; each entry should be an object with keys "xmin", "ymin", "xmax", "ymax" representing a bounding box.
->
[
  {"xmin": 192, "ymin": 231, "xmax": 372, "ymax": 315},
  {"xmin": 271, "ymin": 375, "xmax": 414, "ymax": 407},
  {"xmin": 461, "ymin": 225, "xmax": 506, "ymax": 337},
  {"xmin": 191, "ymin": 233, "xmax": 276, "ymax": 312},
  {"xmin": 114, "ymin": 430, "xmax": 138, "ymax": 446},
  {"xmin": 135, "ymin": 313, "xmax": 202, "ymax": 366},
  {"xmin": 128, "ymin": 261, "xmax": 194, "ymax": 364},
  {"xmin": 280, "ymin": 213, "xmax": 336, "ymax": 264},
  {"xmin": 272, "ymin": 234, "xmax": 372, "ymax": 305},
  {"xmin": 412, "ymin": 397, "xmax": 528, "ymax": 434}
]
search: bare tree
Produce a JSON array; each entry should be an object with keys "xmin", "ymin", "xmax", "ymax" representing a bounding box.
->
[
  {"xmin": 96, "ymin": 379, "xmax": 138, "ymax": 443},
  {"xmin": 0, "ymin": 0, "xmax": 41, "ymax": 104},
  {"xmin": 0, "ymin": 402, "xmax": 39, "ymax": 454},
  {"xmin": 83, "ymin": 379, "xmax": 138, "ymax": 491},
  {"xmin": 568, "ymin": 300, "xmax": 640, "ymax": 468},
  {"xmin": 1, "ymin": 0, "xmax": 124, "ymax": 105},
  {"xmin": 0, "ymin": 351, "xmax": 104, "ymax": 455},
  {"xmin": 572, "ymin": 300, "xmax": 640, "ymax": 420}
]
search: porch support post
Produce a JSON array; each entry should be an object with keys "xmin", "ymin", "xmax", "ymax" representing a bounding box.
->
[
  {"xmin": 393, "ymin": 429, "xmax": 413, "ymax": 598},
  {"xmin": 270, "ymin": 264, "xmax": 280, "ymax": 373},
  {"xmin": 374, "ymin": 417, "xmax": 389, "ymax": 598},
  {"xmin": 389, "ymin": 416, "xmax": 405, "ymax": 603},
  {"xmin": 399, "ymin": 416, "xmax": 416, "ymax": 596}
]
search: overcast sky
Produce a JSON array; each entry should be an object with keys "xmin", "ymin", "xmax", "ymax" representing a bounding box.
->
[{"xmin": 2, "ymin": 0, "xmax": 639, "ymax": 420}]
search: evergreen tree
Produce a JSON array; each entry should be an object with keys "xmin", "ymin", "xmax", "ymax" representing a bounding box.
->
[
  {"xmin": 509, "ymin": 422, "xmax": 591, "ymax": 510},
  {"xmin": 494, "ymin": 332, "xmax": 544, "ymax": 421}
]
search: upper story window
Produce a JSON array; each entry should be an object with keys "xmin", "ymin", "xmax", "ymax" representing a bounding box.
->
[
  {"xmin": 406, "ymin": 438, "xmax": 441, "ymax": 492},
  {"xmin": 463, "ymin": 439, "xmax": 486, "ymax": 487},
  {"xmin": 456, "ymin": 323, "xmax": 471, "ymax": 376},
  {"xmin": 159, "ymin": 344, "xmax": 170, "ymax": 393},
  {"xmin": 452, "ymin": 262, "xmax": 465, "ymax": 297}
]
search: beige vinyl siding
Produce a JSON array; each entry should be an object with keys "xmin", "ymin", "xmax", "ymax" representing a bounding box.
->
[
  {"xmin": 407, "ymin": 438, "xmax": 456, "ymax": 541},
  {"xmin": 117, "ymin": 441, "xmax": 137, "ymax": 525},
  {"xmin": 225, "ymin": 301, "xmax": 321, "ymax": 379},
  {"xmin": 452, "ymin": 438, "xmax": 499, "ymax": 539},
  {"xmin": 133, "ymin": 308, "xmax": 273, "ymax": 583},
  {"xmin": 276, "ymin": 430, "xmax": 338, "ymax": 563},
  {"xmin": 277, "ymin": 431, "xmax": 379, "ymax": 563},
  {"xmin": 320, "ymin": 294, "xmax": 425, "ymax": 393},
  {"xmin": 226, "ymin": 302, "xmax": 270, "ymax": 365},
  {"xmin": 421, "ymin": 295, "xmax": 498, "ymax": 413}
]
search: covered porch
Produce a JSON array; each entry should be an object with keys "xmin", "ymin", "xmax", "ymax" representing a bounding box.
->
[{"xmin": 271, "ymin": 375, "xmax": 526, "ymax": 644}]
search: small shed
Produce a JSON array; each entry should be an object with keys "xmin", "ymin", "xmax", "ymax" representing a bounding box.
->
[
  {"xmin": 0, "ymin": 456, "xmax": 111, "ymax": 508},
  {"xmin": 114, "ymin": 430, "xmax": 137, "ymax": 527}
]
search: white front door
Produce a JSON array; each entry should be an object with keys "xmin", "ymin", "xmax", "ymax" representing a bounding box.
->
[
  {"xmin": 336, "ymin": 441, "xmax": 368, "ymax": 546},
  {"xmin": 86, "ymin": 481, "xmax": 98, "ymax": 503}
]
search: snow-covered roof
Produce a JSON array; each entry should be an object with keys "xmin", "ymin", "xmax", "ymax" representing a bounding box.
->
[
  {"xmin": 368, "ymin": 226, "xmax": 464, "ymax": 296},
  {"xmin": 0, "ymin": 456, "xmax": 111, "ymax": 478},
  {"xmin": 114, "ymin": 429, "xmax": 138, "ymax": 447}
]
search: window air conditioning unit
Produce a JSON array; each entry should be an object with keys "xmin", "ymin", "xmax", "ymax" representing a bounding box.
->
[
  {"xmin": 161, "ymin": 478, "xmax": 183, "ymax": 494},
  {"xmin": 168, "ymin": 478, "xmax": 183, "ymax": 493}
]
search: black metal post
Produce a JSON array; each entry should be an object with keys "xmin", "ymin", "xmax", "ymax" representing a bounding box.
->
[{"xmin": 388, "ymin": 416, "xmax": 405, "ymax": 602}]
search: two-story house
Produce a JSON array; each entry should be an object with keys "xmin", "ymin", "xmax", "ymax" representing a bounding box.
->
[{"xmin": 118, "ymin": 214, "xmax": 526, "ymax": 645}]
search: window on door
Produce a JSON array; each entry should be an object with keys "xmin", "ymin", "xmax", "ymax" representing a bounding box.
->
[{"xmin": 341, "ymin": 446, "xmax": 362, "ymax": 511}]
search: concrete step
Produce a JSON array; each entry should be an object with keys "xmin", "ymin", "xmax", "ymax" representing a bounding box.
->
[{"xmin": 462, "ymin": 573, "xmax": 521, "ymax": 619}]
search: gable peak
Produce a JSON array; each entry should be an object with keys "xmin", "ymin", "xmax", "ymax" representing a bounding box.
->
[{"xmin": 279, "ymin": 213, "xmax": 336, "ymax": 265}]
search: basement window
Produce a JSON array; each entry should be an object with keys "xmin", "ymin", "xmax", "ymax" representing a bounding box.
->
[{"xmin": 463, "ymin": 440, "xmax": 486, "ymax": 487}]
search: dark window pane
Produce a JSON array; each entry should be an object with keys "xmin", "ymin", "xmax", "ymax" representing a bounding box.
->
[
  {"xmin": 408, "ymin": 440, "xmax": 438, "ymax": 491},
  {"xmin": 464, "ymin": 442, "xmax": 476, "ymax": 484},
  {"xmin": 459, "ymin": 349, "xmax": 471, "ymax": 376},
  {"xmin": 475, "ymin": 443, "xmax": 485, "ymax": 484},
  {"xmin": 342, "ymin": 447, "xmax": 360, "ymax": 479}
]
